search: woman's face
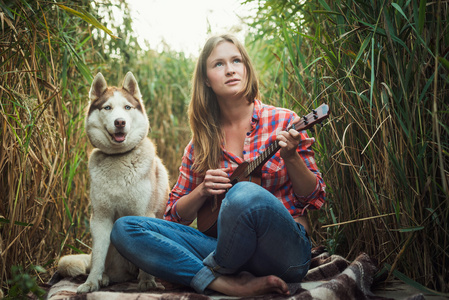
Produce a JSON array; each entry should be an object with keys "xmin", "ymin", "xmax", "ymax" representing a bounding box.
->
[{"xmin": 205, "ymin": 41, "xmax": 247, "ymax": 100}]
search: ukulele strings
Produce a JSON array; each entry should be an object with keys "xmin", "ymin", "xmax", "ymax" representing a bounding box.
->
[{"xmin": 244, "ymin": 118, "xmax": 307, "ymax": 177}]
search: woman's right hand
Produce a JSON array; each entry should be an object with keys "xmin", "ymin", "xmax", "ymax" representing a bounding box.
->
[
  {"xmin": 200, "ymin": 168, "xmax": 233, "ymax": 197},
  {"xmin": 173, "ymin": 168, "xmax": 233, "ymax": 221}
]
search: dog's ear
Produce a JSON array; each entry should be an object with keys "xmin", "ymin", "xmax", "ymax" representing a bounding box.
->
[
  {"xmin": 89, "ymin": 73, "xmax": 107, "ymax": 101},
  {"xmin": 122, "ymin": 72, "xmax": 142, "ymax": 100}
]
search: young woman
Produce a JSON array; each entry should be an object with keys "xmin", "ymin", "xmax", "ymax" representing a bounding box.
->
[{"xmin": 111, "ymin": 34, "xmax": 326, "ymax": 297}]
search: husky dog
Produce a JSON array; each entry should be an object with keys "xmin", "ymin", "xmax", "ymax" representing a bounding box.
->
[{"xmin": 57, "ymin": 72, "xmax": 169, "ymax": 293}]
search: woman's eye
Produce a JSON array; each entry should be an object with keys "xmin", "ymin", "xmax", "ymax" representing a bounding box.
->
[
  {"xmin": 104, "ymin": 106, "xmax": 111, "ymax": 110},
  {"xmin": 233, "ymin": 59, "xmax": 241, "ymax": 64},
  {"xmin": 125, "ymin": 105, "xmax": 131, "ymax": 110},
  {"xmin": 215, "ymin": 62, "xmax": 223, "ymax": 67}
]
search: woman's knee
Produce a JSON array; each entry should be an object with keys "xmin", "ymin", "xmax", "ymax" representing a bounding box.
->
[
  {"xmin": 223, "ymin": 181, "xmax": 274, "ymax": 213},
  {"xmin": 111, "ymin": 216, "xmax": 135, "ymax": 246}
]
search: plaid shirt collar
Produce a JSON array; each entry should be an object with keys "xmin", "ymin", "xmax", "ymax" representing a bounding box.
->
[{"xmin": 251, "ymin": 99, "xmax": 262, "ymax": 125}]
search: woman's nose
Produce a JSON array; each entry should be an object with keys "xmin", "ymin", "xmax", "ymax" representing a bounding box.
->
[{"xmin": 226, "ymin": 65, "xmax": 236, "ymax": 75}]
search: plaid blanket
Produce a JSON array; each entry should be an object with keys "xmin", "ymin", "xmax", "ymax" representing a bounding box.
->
[{"xmin": 42, "ymin": 247, "xmax": 425, "ymax": 300}]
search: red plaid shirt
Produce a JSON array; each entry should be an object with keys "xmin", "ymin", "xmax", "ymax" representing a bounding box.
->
[{"xmin": 164, "ymin": 99, "xmax": 326, "ymax": 224}]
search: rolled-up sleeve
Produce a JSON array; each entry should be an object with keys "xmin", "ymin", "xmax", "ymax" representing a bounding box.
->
[
  {"xmin": 164, "ymin": 142, "xmax": 203, "ymax": 224},
  {"xmin": 293, "ymin": 132, "xmax": 326, "ymax": 212}
]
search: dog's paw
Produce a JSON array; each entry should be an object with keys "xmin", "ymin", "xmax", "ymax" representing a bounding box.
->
[
  {"xmin": 100, "ymin": 273, "xmax": 109, "ymax": 287},
  {"xmin": 77, "ymin": 281, "xmax": 100, "ymax": 293},
  {"xmin": 138, "ymin": 277, "xmax": 163, "ymax": 291}
]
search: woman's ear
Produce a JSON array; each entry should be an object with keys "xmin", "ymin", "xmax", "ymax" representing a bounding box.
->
[{"xmin": 205, "ymin": 79, "xmax": 211, "ymax": 87}]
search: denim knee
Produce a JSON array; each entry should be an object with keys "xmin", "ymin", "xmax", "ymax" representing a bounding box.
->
[
  {"xmin": 110, "ymin": 216, "xmax": 131, "ymax": 247},
  {"xmin": 223, "ymin": 181, "xmax": 271, "ymax": 213}
]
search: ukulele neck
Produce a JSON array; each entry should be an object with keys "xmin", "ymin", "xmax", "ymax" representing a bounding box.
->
[{"xmin": 246, "ymin": 140, "xmax": 281, "ymax": 176}]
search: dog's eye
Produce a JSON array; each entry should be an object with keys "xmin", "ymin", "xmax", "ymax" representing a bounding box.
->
[
  {"xmin": 125, "ymin": 105, "xmax": 132, "ymax": 110},
  {"xmin": 104, "ymin": 106, "xmax": 112, "ymax": 110}
]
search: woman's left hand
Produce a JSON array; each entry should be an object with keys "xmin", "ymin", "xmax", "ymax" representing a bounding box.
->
[
  {"xmin": 277, "ymin": 118, "xmax": 318, "ymax": 199},
  {"xmin": 277, "ymin": 122, "xmax": 301, "ymax": 160}
]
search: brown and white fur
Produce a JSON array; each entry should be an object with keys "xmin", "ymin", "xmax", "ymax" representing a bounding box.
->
[{"xmin": 57, "ymin": 72, "xmax": 169, "ymax": 293}]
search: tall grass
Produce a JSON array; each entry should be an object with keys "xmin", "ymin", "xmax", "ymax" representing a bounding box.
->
[
  {"xmin": 1, "ymin": 0, "xmax": 447, "ymax": 296},
  {"xmin": 245, "ymin": 0, "xmax": 448, "ymax": 292},
  {"xmin": 0, "ymin": 0, "xmax": 193, "ymax": 295},
  {"xmin": 0, "ymin": 0, "xmax": 95, "ymax": 292}
]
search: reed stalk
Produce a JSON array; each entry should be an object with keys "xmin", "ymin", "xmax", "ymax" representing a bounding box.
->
[
  {"xmin": 245, "ymin": 0, "xmax": 448, "ymax": 292},
  {"xmin": 0, "ymin": 0, "xmax": 192, "ymax": 295}
]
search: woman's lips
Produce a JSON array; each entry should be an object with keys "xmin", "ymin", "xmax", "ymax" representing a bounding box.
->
[{"xmin": 225, "ymin": 78, "xmax": 240, "ymax": 84}]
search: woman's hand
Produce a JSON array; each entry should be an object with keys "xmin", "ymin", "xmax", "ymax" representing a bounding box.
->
[
  {"xmin": 200, "ymin": 168, "xmax": 233, "ymax": 197},
  {"xmin": 277, "ymin": 117, "xmax": 318, "ymax": 198},
  {"xmin": 173, "ymin": 168, "xmax": 232, "ymax": 221},
  {"xmin": 277, "ymin": 120, "xmax": 301, "ymax": 160}
]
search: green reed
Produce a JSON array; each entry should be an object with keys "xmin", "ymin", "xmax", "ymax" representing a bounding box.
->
[
  {"xmin": 0, "ymin": 0, "xmax": 193, "ymax": 295},
  {"xmin": 1, "ymin": 0, "xmax": 447, "ymax": 296},
  {"xmin": 245, "ymin": 0, "xmax": 448, "ymax": 293}
]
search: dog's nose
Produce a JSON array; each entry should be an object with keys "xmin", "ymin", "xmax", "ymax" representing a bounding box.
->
[{"xmin": 114, "ymin": 118, "xmax": 126, "ymax": 128}]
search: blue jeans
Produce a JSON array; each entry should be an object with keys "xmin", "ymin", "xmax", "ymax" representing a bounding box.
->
[{"xmin": 110, "ymin": 181, "xmax": 311, "ymax": 294}]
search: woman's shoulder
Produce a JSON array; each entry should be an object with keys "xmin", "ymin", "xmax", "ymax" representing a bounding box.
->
[
  {"xmin": 182, "ymin": 140, "xmax": 195, "ymax": 157},
  {"xmin": 255, "ymin": 99, "xmax": 297, "ymax": 120}
]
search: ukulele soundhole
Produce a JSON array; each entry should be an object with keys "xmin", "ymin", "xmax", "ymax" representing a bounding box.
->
[{"xmin": 230, "ymin": 178, "xmax": 239, "ymax": 185}]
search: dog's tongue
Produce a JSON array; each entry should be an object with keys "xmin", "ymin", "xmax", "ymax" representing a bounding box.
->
[{"xmin": 113, "ymin": 133, "xmax": 126, "ymax": 142}]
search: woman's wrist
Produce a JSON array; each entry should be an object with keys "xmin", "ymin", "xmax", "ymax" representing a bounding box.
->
[
  {"xmin": 176, "ymin": 182, "xmax": 207, "ymax": 220},
  {"xmin": 281, "ymin": 150, "xmax": 301, "ymax": 163}
]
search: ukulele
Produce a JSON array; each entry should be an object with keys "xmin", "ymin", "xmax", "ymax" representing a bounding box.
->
[{"xmin": 196, "ymin": 103, "xmax": 330, "ymax": 237}]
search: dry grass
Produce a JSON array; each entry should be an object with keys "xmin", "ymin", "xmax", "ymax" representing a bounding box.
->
[
  {"xmin": 0, "ymin": 1, "xmax": 93, "ymax": 290},
  {"xmin": 0, "ymin": 0, "xmax": 192, "ymax": 295},
  {"xmin": 1, "ymin": 0, "xmax": 448, "ymax": 297},
  {"xmin": 246, "ymin": 0, "xmax": 449, "ymax": 292}
]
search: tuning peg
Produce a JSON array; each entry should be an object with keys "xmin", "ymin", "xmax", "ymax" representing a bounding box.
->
[{"xmin": 302, "ymin": 115, "xmax": 309, "ymax": 125}]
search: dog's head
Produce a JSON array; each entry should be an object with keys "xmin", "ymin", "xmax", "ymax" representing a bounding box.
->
[{"xmin": 85, "ymin": 72, "xmax": 150, "ymax": 154}]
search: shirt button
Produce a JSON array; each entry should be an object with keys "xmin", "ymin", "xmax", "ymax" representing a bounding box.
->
[
  {"xmin": 243, "ymin": 151, "xmax": 246, "ymax": 154},
  {"xmin": 246, "ymin": 132, "xmax": 250, "ymax": 136}
]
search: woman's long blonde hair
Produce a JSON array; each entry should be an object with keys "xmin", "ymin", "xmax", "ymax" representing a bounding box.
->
[{"xmin": 189, "ymin": 34, "xmax": 260, "ymax": 174}]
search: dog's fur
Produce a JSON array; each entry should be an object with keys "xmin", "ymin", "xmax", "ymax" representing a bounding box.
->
[{"xmin": 57, "ymin": 72, "xmax": 169, "ymax": 293}]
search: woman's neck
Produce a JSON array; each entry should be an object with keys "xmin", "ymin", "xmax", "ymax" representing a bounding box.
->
[
  {"xmin": 218, "ymin": 96, "xmax": 254, "ymax": 128},
  {"xmin": 218, "ymin": 97, "xmax": 254, "ymax": 158}
]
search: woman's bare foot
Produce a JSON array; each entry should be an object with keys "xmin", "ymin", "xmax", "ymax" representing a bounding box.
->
[{"xmin": 207, "ymin": 271, "xmax": 289, "ymax": 297}]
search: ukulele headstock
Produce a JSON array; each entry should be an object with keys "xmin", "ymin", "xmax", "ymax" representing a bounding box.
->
[{"xmin": 290, "ymin": 104, "xmax": 330, "ymax": 132}]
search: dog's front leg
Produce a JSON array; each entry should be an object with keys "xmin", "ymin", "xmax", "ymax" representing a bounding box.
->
[{"xmin": 77, "ymin": 216, "xmax": 113, "ymax": 293}]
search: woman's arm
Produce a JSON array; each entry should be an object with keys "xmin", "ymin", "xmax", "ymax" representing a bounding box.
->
[{"xmin": 277, "ymin": 125, "xmax": 317, "ymax": 197}]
